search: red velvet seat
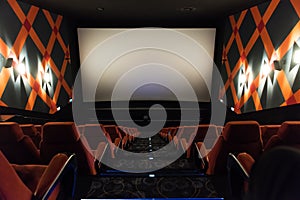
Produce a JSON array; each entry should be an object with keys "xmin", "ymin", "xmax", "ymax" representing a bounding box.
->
[
  {"xmin": 194, "ymin": 124, "xmax": 219, "ymax": 149},
  {"xmin": 117, "ymin": 126, "xmax": 130, "ymax": 149},
  {"xmin": 176, "ymin": 126, "xmax": 198, "ymax": 158},
  {"xmin": 197, "ymin": 121, "xmax": 263, "ymax": 175},
  {"xmin": 264, "ymin": 121, "xmax": 300, "ymax": 150},
  {"xmin": 0, "ymin": 151, "xmax": 76, "ymax": 200},
  {"xmin": 40, "ymin": 122, "xmax": 97, "ymax": 175},
  {"xmin": 80, "ymin": 124, "xmax": 108, "ymax": 150},
  {"xmin": 259, "ymin": 125, "xmax": 280, "ymax": 148},
  {"xmin": 20, "ymin": 124, "xmax": 41, "ymax": 149},
  {"xmin": 101, "ymin": 125, "xmax": 122, "ymax": 149},
  {"xmin": 159, "ymin": 127, "xmax": 170, "ymax": 141},
  {"xmin": 82, "ymin": 123, "xmax": 115, "ymax": 158},
  {"xmin": 0, "ymin": 122, "xmax": 40, "ymax": 164}
]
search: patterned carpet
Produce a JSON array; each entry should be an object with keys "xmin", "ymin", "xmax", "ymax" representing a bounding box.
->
[
  {"xmin": 83, "ymin": 176, "xmax": 218, "ymax": 199},
  {"xmin": 75, "ymin": 134, "xmax": 222, "ymax": 199}
]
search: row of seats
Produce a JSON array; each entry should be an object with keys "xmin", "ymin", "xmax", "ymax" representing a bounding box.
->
[
  {"xmin": 0, "ymin": 150, "xmax": 77, "ymax": 199},
  {"xmin": 160, "ymin": 121, "xmax": 300, "ymax": 175},
  {"xmin": 0, "ymin": 122, "xmax": 140, "ymax": 175},
  {"xmin": 227, "ymin": 121, "xmax": 300, "ymax": 199}
]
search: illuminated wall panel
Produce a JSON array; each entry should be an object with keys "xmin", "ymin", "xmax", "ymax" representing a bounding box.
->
[
  {"xmin": 0, "ymin": 0, "xmax": 77, "ymax": 113},
  {"xmin": 219, "ymin": 0, "xmax": 300, "ymax": 113}
]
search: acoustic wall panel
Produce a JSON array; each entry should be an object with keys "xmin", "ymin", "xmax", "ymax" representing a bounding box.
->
[
  {"xmin": 0, "ymin": 0, "xmax": 76, "ymax": 113},
  {"xmin": 219, "ymin": 0, "xmax": 300, "ymax": 114}
]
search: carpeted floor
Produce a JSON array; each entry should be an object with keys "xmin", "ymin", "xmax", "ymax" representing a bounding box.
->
[
  {"xmin": 82, "ymin": 176, "xmax": 218, "ymax": 199},
  {"xmin": 74, "ymin": 134, "xmax": 224, "ymax": 199}
]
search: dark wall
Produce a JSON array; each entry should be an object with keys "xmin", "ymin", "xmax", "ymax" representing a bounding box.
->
[
  {"xmin": 216, "ymin": 0, "xmax": 300, "ymax": 114},
  {"xmin": 0, "ymin": 0, "xmax": 79, "ymax": 114}
]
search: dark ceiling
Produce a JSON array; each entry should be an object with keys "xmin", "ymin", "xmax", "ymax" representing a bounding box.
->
[{"xmin": 20, "ymin": 0, "xmax": 269, "ymax": 27}]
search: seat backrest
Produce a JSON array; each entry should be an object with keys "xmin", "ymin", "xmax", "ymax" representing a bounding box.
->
[
  {"xmin": 40, "ymin": 122, "xmax": 96, "ymax": 175},
  {"xmin": 20, "ymin": 124, "xmax": 41, "ymax": 149},
  {"xmin": 260, "ymin": 125, "xmax": 280, "ymax": 148},
  {"xmin": 177, "ymin": 126, "xmax": 198, "ymax": 141},
  {"xmin": 35, "ymin": 153, "xmax": 76, "ymax": 200},
  {"xmin": 102, "ymin": 125, "xmax": 122, "ymax": 142},
  {"xmin": 207, "ymin": 121, "xmax": 263, "ymax": 175},
  {"xmin": 0, "ymin": 122, "xmax": 40, "ymax": 164},
  {"xmin": 0, "ymin": 151, "xmax": 32, "ymax": 200},
  {"xmin": 265, "ymin": 121, "xmax": 300, "ymax": 150},
  {"xmin": 82, "ymin": 124, "xmax": 109, "ymax": 150},
  {"xmin": 194, "ymin": 124, "xmax": 218, "ymax": 149}
]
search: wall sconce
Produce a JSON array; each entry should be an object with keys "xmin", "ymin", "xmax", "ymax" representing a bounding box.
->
[
  {"xmin": 17, "ymin": 62, "xmax": 26, "ymax": 75},
  {"xmin": 292, "ymin": 42, "xmax": 300, "ymax": 66},
  {"xmin": 239, "ymin": 73, "xmax": 246, "ymax": 86},
  {"xmin": 4, "ymin": 58, "xmax": 13, "ymax": 68},
  {"xmin": 43, "ymin": 72, "xmax": 51, "ymax": 83},
  {"xmin": 262, "ymin": 61, "xmax": 271, "ymax": 76},
  {"xmin": 42, "ymin": 67, "xmax": 52, "ymax": 96},
  {"xmin": 293, "ymin": 49, "xmax": 300, "ymax": 64}
]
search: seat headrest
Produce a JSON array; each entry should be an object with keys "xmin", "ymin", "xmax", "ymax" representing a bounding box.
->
[
  {"xmin": 42, "ymin": 122, "xmax": 80, "ymax": 144},
  {"xmin": 277, "ymin": 121, "xmax": 300, "ymax": 144},
  {"xmin": 222, "ymin": 121, "xmax": 261, "ymax": 143},
  {"xmin": 0, "ymin": 122, "xmax": 25, "ymax": 144},
  {"xmin": 20, "ymin": 124, "xmax": 37, "ymax": 137}
]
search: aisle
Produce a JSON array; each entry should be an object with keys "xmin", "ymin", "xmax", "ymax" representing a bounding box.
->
[
  {"xmin": 100, "ymin": 133, "xmax": 203, "ymax": 176},
  {"xmin": 74, "ymin": 133, "xmax": 222, "ymax": 199}
]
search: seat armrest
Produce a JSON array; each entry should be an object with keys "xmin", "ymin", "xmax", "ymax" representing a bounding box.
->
[
  {"xmin": 227, "ymin": 153, "xmax": 250, "ymax": 179},
  {"xmin": 94, "ymin": 142, "xmax": 108, "ymax": 171},
  {"xmin": 12, "ymin": 164, "xmax": 47, "ymax": 192},
  {"xmin": 172, "ymin": 136, "xmax": 179, "ymax": 149},
  {"xmin": 195, "ymin": 142, "xmax": 209, "ymax": 171},
  {"xmin": 180, "ymin": 138, "xmax": 188, "ymax": 151},
  {"xmin": 236, "ymin": 152, "xmax": 255, "ymax": 175},
  {"xmin": 227, "ymin": 153, "xmax": 251, "ymax": 199},
  {"xmin": 114, "ymin": 138, "xmax": 121, "ymax": 152},
  {"xmin": 35, "ymin": 153, "xmax": 77, "ymax": 200}
]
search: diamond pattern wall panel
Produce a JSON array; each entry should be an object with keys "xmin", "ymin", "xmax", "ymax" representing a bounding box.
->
[
  {"xmin": 220, "ymin": 0, "xmax": 300, "ymax": 113},
  {"xmin": 0, "ymin": 0, "xmax": 76, "ymax": 113}
]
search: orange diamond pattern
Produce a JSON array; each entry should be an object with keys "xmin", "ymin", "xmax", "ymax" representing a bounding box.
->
[
  {"xmin": 0, "ymin": 0, "xmax": 73, "ymax": 114},
  {"xmin": 220, "ymin": 0, "xmax": 300, "ymax": 113}
]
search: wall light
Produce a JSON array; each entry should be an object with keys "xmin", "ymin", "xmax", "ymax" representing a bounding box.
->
[
  {"xmin": 293, "ymin": 49, "xmax": 300, "ymax": 64},
  {"xmin": 17, "ymin": 62, "xmax": 26, "ymax": 75},
  {"xmin": 239, "ymin": 73, "xmax": 246, "ymax": 85},
  {"xmin": 262, "ymin": 61, "xmax": 271, "ymax": 76},
  {"xmin": 43, "ymin": 72, "xmax": 51, "ymax": 83}
]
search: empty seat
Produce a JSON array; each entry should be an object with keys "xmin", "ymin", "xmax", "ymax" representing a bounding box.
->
[
  {"xmin": 159, "ymin": 127, "xmax": 170, "ymax": 141},
  {"xmin": 259, "ymin": 125, "xmax": 280, "ymax": 148},
  {"xmin": 82, "ymin": 123, "xmax": 115, "ymax": 158},
  {"xmin": 177, "ymin": 126, "xmax": 198, "ymax": 158},
  {"xmin": 40, "ymin": 122, "xmax": 98, "ymax": 175},
  {"xmin": 194, "ymin": 124, "xmax": 219, "ymax": 149},
  {"xmin": 0, "ymin": 151, "xmax": 76, "ymax": 200},
  {"xmin": 81, "ymin": 124, "xmax": 108, "ymax": 150},
  {"xmin": 117, "ymin": 126, "xmax": 130, "ymax": 149},
  {"xmin": 197, "ymin": 121, "xmax": 263, "ymax": 175},
  {"xmin": 101, "ymin": 125, "xmax": 122, "ymax": 148},
  {"xmin": 0, "ymin": 122, "xmax": 40, "ymax": 164},
  {"xmin": 264, "ymin": 121, "xmax": 300, "ymax": 150},
  {"xmin": 20, "ymin": 124, "xmax": 41, "ymax": 148}
]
